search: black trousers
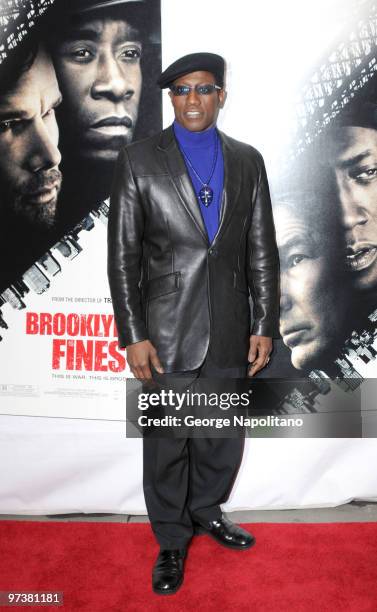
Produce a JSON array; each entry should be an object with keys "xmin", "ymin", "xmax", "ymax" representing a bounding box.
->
[{"xmin": 142, "ymin": 353, "xmax": 247, "ymax": 550}]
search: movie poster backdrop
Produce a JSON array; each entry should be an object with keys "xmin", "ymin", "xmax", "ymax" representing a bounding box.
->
[{"xmin": 0, "ymin": 0, "xmax": 376, "ymax": 424}]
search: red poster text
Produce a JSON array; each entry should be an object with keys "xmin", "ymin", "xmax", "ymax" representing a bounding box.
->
[{"xmin": 26, "ymin": 312, "xmax": 126, "ymax": 372}]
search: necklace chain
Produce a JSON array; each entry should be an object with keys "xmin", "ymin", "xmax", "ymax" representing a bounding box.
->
[{"xmin": 180, "ymin": 132, "xmax": 219, "ymax": 190}]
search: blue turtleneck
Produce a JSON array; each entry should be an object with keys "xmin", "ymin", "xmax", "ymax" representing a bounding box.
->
[{"xmin": 173, "ymin": 119, "xmax": 224, "ymax": 244}]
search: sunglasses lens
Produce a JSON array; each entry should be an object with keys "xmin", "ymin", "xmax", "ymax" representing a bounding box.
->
[
  {"xmin": 197, "ymin": 84, "xmax": 215, "ymax": 95},
  {"xmin": 172, "ymin": 85, "xmax": 190, "ymax": 96}
]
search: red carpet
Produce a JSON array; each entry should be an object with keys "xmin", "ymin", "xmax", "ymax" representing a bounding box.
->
[{"xmin": 1, "ymin": 521, "xmax": 377, "ymax": 611}]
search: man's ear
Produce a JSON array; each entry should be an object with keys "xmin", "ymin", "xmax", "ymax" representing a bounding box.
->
[
  {"xmin": 218, "ymin": 89, "xmax": 227, "ymax": 108},
  {"xmin": 168, "ymin": 90, "xmax": 173, "ymax": 105}
]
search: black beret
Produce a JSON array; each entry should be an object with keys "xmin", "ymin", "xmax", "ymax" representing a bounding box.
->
[{"xmin": 158, "ymin": 52, "xmax": 225, "ymax": 89}]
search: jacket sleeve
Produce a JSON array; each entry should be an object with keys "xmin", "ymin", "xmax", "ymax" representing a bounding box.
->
[
  {"xmin": 247, "ymin": 152, "xmax": 280, "ymax": 338},
  {"xmin": 107, "ymin": 147, "xmax": 148, "ymax": 349}
]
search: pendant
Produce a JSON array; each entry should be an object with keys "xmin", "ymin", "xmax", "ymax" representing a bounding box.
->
[{"xmin": 199, "ymin": 185, "xmax": 214, "ymax": 207}]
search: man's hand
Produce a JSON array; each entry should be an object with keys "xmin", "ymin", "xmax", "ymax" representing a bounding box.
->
[
  {"xmin": 247, "ymin": 335, "xmax": 272, "ymax": 377},
  {"xmin": 126, "ymin": 340, "xmax": 164, "ymax": 380}
]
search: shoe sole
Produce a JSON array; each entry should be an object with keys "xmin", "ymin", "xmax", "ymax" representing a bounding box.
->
[{"xmin": 153, "ymin": 575, "xmax": 184, "ymax": 595}]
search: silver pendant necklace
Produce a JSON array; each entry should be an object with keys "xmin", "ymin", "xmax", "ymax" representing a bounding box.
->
[{"xmin": 180, "ymin": 133, "xmax": 219, "ymax": 207}]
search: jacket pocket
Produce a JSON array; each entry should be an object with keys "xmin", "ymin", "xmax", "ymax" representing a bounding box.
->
[
  {"xmin": 142, "ymin": 271, "xmax": 181, "ymax": 302},
  {"xmin": 233, "ymin": 271, "xmax": 249, "ymax": 296}
]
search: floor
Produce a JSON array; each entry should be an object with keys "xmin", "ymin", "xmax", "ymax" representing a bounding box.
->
[{"xmin": 1, "ymin": 501, "xmax": 377, "ymax": 523}]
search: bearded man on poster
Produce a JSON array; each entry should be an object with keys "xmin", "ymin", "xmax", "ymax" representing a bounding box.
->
[
  {"xmin": 0, "ymin": 37, "xmax": 62, "ymax": 293},
  {"xmin": 108, "ymin": 52, "xmax": 279, "ymax": 595}
]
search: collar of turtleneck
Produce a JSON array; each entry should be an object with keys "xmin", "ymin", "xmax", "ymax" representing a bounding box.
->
[{"xmin": 173, "ymin": 119, "xmax": 217, "ymax": 148}]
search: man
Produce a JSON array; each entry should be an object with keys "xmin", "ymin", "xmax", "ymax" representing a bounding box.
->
[
  {"xmin": 49, "ymin": 0, "xmax": 157, "ymax": 231},
  {"xmin": 321, "ymin": 103, "xmax": 377, "ymax": 314},
  {"xmin": 108, "ymin": 53, "xmax": 279, "ymax": 594},
  {"xmin": 0, "ymin": 38, "xmax": 62, "ymax": 292},
  {"xmin": 276, "ymin": 190, "xmax": 351, "ymax": 371}
]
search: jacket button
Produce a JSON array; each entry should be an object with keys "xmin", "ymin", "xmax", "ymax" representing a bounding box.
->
[{"xmin": 209, "ymin": 248, "xmax": 217, "ymax": 256}]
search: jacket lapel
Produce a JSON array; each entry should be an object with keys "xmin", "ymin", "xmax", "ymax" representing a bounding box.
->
[
  {"xmin": 157, "ymin": 126, "xmax": 208, "ymax": 242},
  {"xmin": 212, "ymin": 130, "xmax": 242, "ymax": 245}
]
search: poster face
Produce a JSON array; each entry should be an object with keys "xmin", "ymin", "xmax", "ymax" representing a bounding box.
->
[{"xmin": 0, "ymin": 0, "xmax": 376, "ymax": 421}]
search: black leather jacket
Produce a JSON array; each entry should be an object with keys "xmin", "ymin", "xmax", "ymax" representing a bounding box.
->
[{"xmin": 108, "ymin": 125, "xmax": 279, "ymax": 372}]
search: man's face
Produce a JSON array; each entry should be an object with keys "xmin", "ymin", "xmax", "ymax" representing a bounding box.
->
[
  {"xmin": 52, "ymin": 16, "xmax": 142, "ymax": 163},
  {"xmin": 169, "ymin": 70, "xmax": 225, "ymax": 132},
  {"xmin": 276, "ymin": 206, "xmax": 342, "ymax": 370},
  {"xmin": 0, "ymin": 46, "xmax": 62, "ymax": 229},
  {"xmin": 327, "ymin": 126, "xmax": 377, "ymax": 293}
]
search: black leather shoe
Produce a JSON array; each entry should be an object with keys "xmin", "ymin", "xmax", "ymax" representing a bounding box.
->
[
  {"xmin": 196, "ymin": 517, "xmax": 255, "ymax": 550},
  {"xmin": 152, "ymin": 549, "xmax": 185, "ymax": 595}
]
